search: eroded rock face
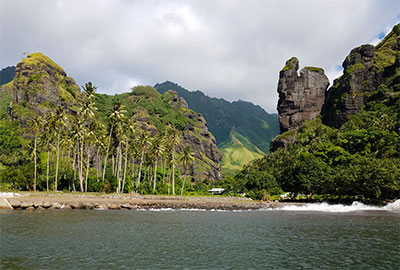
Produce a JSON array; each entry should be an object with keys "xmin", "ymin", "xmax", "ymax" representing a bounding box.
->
[
  {"xmin": 181, "ymin": 109, "xmax": 222, "ymax": 182},
  {"xmin": 8, "ymin": 53, "xmax": 80, "ymax": 123},
  {"xmin": 277, "ymin": 57, "xmax": 329, "ymax": 133},
  {"xmin": 131, "ymin": 91, "xmax": 222, "ymax": 183},
  {"xmin": 322, "ymin": 45, "xmax": 377, "ymax": 128}
]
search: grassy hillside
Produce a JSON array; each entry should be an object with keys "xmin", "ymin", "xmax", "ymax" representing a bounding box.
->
[{"xmin": 220, "ymin": 131, "xmax": 264, "ymax": 176}]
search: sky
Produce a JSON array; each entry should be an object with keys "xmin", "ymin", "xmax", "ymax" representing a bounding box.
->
[{"xmin": 0, "ymin": 0, "xmax": 399, "ymax": 113}]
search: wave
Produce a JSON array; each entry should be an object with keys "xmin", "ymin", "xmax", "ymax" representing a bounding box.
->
[{"xmin": 275, "ymin": 200, "xmax": 400, "ymax": 213}]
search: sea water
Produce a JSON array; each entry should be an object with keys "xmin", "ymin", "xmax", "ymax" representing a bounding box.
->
[{"xmin": 0, "ymin": 202, "xmax": 399, "ymax": 269}]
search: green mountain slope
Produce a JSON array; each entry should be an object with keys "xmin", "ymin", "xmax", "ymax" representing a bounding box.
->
[
  {"xmin": 154, "ymin": 81, "xmax": 279, "ymax": 173},
  {"xmin": 0, "ymin": 66, "xmax": 15, "ymax": 85}
]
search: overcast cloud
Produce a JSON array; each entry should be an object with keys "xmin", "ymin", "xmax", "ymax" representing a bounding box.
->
[{"xmin": 1, "ymin": 0, "xmax": 399, "ymax": 113}]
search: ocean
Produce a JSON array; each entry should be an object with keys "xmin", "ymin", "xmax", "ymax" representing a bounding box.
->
[{"xmin": 1, "ymin": 202, "xmax": 399, "ymax": 269}]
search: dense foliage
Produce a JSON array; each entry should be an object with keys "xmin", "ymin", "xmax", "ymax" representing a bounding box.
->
[{"xmin": 0, "ymin": 80, "xmax": 213, "ymax": 195}]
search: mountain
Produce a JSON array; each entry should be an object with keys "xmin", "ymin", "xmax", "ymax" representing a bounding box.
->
[
  {"xmin": 154, "ymin": 81, "xmax": 279, "ymax": 174},
  {"xmin": 234, "ymin": 23, "xmax": 400, "ymax": 202},
  {"xmin": 0, "ymin": 53, "xmax": 222, "ymax": 193},
  {"xmin": 0, "ymin": 66, "xmax": 16, "ymax": 85}
]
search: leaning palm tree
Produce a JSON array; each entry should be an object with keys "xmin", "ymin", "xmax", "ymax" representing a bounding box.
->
[
  {"xmin": 29, "ymin": 114, "xmax": 42, "ymax": 192},
  {"xmin": 179, "ymin": 145, "xmax": 194, "ymax": 196},
  {"xmin": 167, "ymin": 125, "xmax": 182, "ymax": 195},
  {"xmin": 102, "ymin": 101, "xmax": 126, "ymax": 182}
]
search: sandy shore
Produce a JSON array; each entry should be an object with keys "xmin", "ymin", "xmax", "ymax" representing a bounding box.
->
[{"xmin": 0, "ymin": 192, "xmax": 304, "ymax": 211}]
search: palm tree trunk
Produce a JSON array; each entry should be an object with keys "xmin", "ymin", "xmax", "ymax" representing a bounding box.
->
[
  {"xmin": 102, "ymin": 125, "xmax": 113, "ymax": 182},
  {"xmin": 55, "ymin": 131, "xmax": 60, "ymax": 191},
  {"xmin": 85, "ymin": 144, "xmax": 90, "ymax": 192},
  {"xmin": 181, "ymin": 163, "xmax": 187, "ymax": 196},
  {"xmin": 96, "ymin": 146, "xmax": 100, "ymax": 181},
  {"xmin": 117, "ymin": 143, "xmax": 122, "ymax": 193},
  {"xmin": 33, "ymin": 135, "xmax": 37, "ymax": 192},
  {"xmin": 172, "ymin": 151, "xmax": 175, "ymax": 195},
  {"xmin": 122, "ymin": 139, "xmax": 128, "ymax": 193},
  {"xmin": 153, "ymin": 159, "xmax": 158, "ymax": 194},
  {"xmin": 131, "ymin": 158, "xmax": 135, "ymax": 191},
  {"xmin": 80, "ymin": 135, "xmax": 85, "ymax": 192},
  {"xmin": 46, "ymin": 150, "xmax": 50, "ymax": 192},
  {"xmin": 137, "ymin": 148, "xmax": 145, "ymax": 189},
  {"xmin": 72, "ymin": 142, "xmax": 77, "ymax": 192}
]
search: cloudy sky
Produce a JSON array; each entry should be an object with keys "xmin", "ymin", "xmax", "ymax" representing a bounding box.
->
[{"xmin": 1, "ymin": 0, "xmax": 399, "ymax": 113}]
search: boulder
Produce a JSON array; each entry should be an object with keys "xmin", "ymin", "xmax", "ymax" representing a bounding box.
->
[
  {"xmin": 83, "ymin": 203, "xmax": 94, "ymax": 210},
  {"xmin": 20, "ymin": 201, "xmax": 33, "ymax": 209},
  {"xmin": 42, "ymin": 201, "xmax": 52, "ymax": 208},
  {"xmin": 107, "ymin": 203, "xmax": 121, "ymax": 210},
  {"xmin": 33, "ymin": 201, "xmax": 43, "ymax": 208},
  {"xmin": 9, "ymin": 200, "xmax": 21, "ymax": 209},
  {"xmin": 70, "ymin": 202, "xmax": 84, "ymax": 209},
  {"xmin": 50, "ymin": 202, "xmax": 62, "ymax": 209}
]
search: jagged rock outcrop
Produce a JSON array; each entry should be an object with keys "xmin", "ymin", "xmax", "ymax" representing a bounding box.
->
[
  {"xmin": 272, "ymin": 23, "xmax": 400, "ymax": 152},
  {"xmin": 322, "ymin": 23, "xmax": 400, "ymax": 127},
  {"xmin": 322, "ymin": 45, "xmax": 377, "ymax": 127},
  {"xmin": 277, "ymin": 57, "xmax": 329, "ymax": 133},
  {"xmin": 1, "ymin": 53, "xmax": 80, "ymax": 124}
]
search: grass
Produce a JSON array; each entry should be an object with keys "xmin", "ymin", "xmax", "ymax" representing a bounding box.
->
[
  {"xmin": 304, "ymin": 66, "xmax": 324, "ymax": 72},
  {"xmin": 220, "ymin": 133, "xmax": 264, "ymax": 174}
]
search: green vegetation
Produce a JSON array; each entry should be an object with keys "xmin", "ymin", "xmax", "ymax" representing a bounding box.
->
[
  {"xmin": 0, "ymin": 66, "xmax": 15, "ymax": 85},
  {"xmin": 304, "ymin": 66, "xmax": 324, "ymax": 72},
  {"xmin": 220, "ymin": 131, "xmax": 264, "ymax": 176},
  {"xmin": 282, "ymin": 57, "xmax": 298, "ymax": 71},
  {"xmin": 132, "ymin": 85, "xmax": 161, "ymax": 99},
  {"xmin": 0, "ymin": 76, "xmax": 217, "ymax": 195}
]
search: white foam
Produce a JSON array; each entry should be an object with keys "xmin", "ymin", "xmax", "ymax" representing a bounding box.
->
[
  {"xmin": 276, "ymin": 200, "xmax": 400, "ymax": 213},
  {"xmin": 383, "ymin": 200, "xmax": 400, "ymax": 211}
]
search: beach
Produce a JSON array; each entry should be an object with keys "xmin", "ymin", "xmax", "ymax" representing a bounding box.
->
[{"xmin": 0, "ymin": 192, "xmax": 301, "ymax": 211}]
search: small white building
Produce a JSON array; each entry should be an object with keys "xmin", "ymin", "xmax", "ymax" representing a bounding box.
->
[{"xmin": 208, "ymin": 188, "xmax": 225, "ymax": 195}]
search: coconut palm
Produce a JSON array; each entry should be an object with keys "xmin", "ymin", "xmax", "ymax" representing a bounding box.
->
[
  {"xmin": 167, "ymin": 125, "xmax": 181, "ymax": 195},
  {"xmin": 102, "ymin": 101, "xmax": 126, "ymax": 182},
  {"xmin": 151, "ymin": 135, "xmax": 164, "ymax": 194},
  {"xmin": 51, "ymin": 106, "xmax": 67, "ymax": 191},
  {"xmin": 29, "ymin": 114, "xmax": 42, "ymax": 192},
  {"xmin": 179, "ymin": 145, "xmax": 194, "ymax": 196},
  {"xmin": 136, "ymin": 131, "xmax": 150, "ymax": 190}
]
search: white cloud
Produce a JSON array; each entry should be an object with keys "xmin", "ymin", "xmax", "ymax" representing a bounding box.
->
[{"xmin": 0, "ymin": 0, "xmax": 399, "ymax": 113}]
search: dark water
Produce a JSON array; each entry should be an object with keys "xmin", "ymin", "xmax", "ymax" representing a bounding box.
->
[{"xmin": 0, "ymin": 209, "xmax": 399, "ymax": 270}]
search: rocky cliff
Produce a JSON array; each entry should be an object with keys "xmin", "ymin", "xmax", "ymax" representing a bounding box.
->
[
  {"xmin": 277, "ymin": 57, "xmax": 329, "ymax": 133},
  {"xmin": 273, "ymin": 23, "xmax": 400, "ymax": 150},
  {"xmin": 0, "ymin": 53, "xmax": 81, "ymax": 125}
]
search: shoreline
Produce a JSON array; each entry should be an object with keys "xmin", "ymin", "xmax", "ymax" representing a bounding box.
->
[{"xmin": 0, "ymin": 192, "xmax": 304, "ymax": 211}]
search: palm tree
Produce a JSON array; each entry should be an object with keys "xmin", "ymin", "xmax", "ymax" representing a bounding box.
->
[
  {"xmin": 179, "ymin": 145, "xmax": 194, "ymax": 196},
  {"xmin": 51, "ymin": 106, "xmax": 67, "ymax": 191},
  {"xmin": 167, "ymin": 125, "xmax": 181, "ymax": 195},
  {"xmin": 78, "ymin": 83, "xmax": 98, "ymax": 191},
  {"xmin": 29, "ymin": 115, "xmax": 42, "ymax": 192},
  {"xmin": 151, "ymin": 135, "xmax": 164, "ymax": 194},
  {"xmin": 102, "ymin": 101, "xmax": 126, "ymax": 182},
  {"xmin": 136, "ymin": 131, "xmax": 150, "ymax": 190}
]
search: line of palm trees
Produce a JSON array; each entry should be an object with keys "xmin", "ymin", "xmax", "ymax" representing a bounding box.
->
[{"xmin": 28, "ymin": 82, "xmax": 194, "ymax": 194}]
